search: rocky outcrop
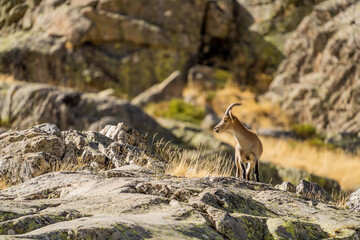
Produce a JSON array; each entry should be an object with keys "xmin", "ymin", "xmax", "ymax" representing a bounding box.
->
[
  {"xmin": 0, "ymin": 123, "xmax": 164, "ymax": 186},
  {"xmin": 266, "ymin": 0, "xmax": 360, "ymax": 136},
  {"xmin": 275, "ymin": 181, "xmax": 296, "ymax": 193},
  {"xmin": 0, "ymin": 81, "xmax": 174, "ymax": 141},
  {"xmin": 0, "ymin": 0, "xmax": 283, "ymax": 97},
  {"xmin": 296, "ymin": 179, "xmax": 332, "ymax": 201},
  {"xmin": 0, "ymin": 166, "xmax": 359, "ymax": 239}
]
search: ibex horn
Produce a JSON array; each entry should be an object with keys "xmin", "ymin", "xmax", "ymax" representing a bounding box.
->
[{"xmin": 224, "ymin": 103, "xmax": 242, "ymax": 116}]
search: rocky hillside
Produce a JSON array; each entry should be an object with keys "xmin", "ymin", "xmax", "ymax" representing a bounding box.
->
[
  {"xmin": 0, "ymin": 121, "xmax": 359, "ymax": 239},
  {"xmin": 266, "ymin": 0, "xmax": 360, "ymax": 136},
  {"xmin": 0, "ymin": 0, "xmax": 286, "ymax": 97}
]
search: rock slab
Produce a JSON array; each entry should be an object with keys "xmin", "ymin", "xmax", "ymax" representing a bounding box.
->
[{"xmin": 0, "ymin": 167, "xmax": 359, "ymax": 239}]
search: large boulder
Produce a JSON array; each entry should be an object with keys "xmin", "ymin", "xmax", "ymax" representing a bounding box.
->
[
  {"xmin": 0, "ymin": 81, "xmax": 174, "ymax": 141},
  {"xmin": 266, "ymin": 1, "xmax": 360, "ymax": 137}
]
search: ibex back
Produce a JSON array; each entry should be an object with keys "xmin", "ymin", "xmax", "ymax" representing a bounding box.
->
[{"xmin": 214, "ymin": 103, "xmax": 263, "ymax": 182}]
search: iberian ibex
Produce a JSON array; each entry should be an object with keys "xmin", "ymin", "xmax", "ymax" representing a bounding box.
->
[{"xmin": 214, "ymin": 103, "xmax": 263, "ymax": 182}]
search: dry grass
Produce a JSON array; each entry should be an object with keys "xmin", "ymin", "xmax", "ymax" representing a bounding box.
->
[
  {"xmin": 332, "ymin": 191, "xmax": 351, "ymax": 207},
  {"xmin": 209, "ymin": 84, "xmax": 289, "ymax": 129},
  {"xmin": 151, "ymin": 140, "xmax": 234, "ymax": 178},
  {"xmin": 261, "ymin": 137, "xmax": 360, "ymax": 191},
  {"xmin": 50, "ymin": 156, "xmax": 89, "ymax": 173},
  {"xmin": 215, "ymin": 133, "xmax": 360, "ymax": 191},
  {"xmin": 165, "ymin": 150, "xmax": 234, "ymax": 178}
]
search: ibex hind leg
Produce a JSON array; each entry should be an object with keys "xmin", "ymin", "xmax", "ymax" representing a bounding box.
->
[
  {"xmin": 246, "ymin": 162, "xmax": 255, "ymax": 181},
  {"xmin": 254, "ymin": 159, "xmax": 260, "ymax": 182}
]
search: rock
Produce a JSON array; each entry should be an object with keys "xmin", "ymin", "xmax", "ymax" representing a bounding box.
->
[
  {"xmin": 0, "ymin": 170, "xmax": 358, "ymax": 239},
  {"xmin": 0, "ymin": 82, "xmax": 174, "ymax": 142},
  {"xmin": 7, "ymin": 3, "xmax": 28, "ymax": 24},
  {"xmin": 265, "ymin": 1, "xmax": 360, "ymax": 138},
  {"xmin": 275, "ymin": 181, "xmax": 296, "ymax": 193},
  {"xmin": 346, "ymin": 188, "xmax": 360, "ymax": 212},
  {"xmin": 261, "ymin": 161, "xmax": 341, "ymax": 194},
  {"xmin": 0, "ymin": 122, "xmax": 166, "ymax": 186},
  {"xmin": 131, "ymin": 71, "xmax": 184, "ymax": 107},
  {"xmin": 0, "ymin": 123, "xmax": 64, "ymax": 185},
  {"xmin": 266, "ymin": 218, "xmax": 327, "ymax": 240},
  {"xmin": 97, "ymin": 88, "xmax": 116, "ymax": 98},
  {"xmin": 296, "ymin": 179, "xmax": 331, "ymax": 201},
  {"xmin": 100, "ymin": 122, "xmax": 146, "ymax": 151}
]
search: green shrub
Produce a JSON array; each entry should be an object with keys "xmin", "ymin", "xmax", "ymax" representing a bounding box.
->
[
  {"xmin": 308, "ymin": 137, "xmax": 335, "ymax": 150},
  {"xmin": 292, "ymin": 123, "xmax": 316, "ymax": 139},
  {"xmin": 156, "ymin": 99, "xmax": 205, "ymax": 124}
]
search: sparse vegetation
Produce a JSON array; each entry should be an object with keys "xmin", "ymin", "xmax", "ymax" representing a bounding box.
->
[
  {"xmin": 151, "ymin": 139, "xmax": 234, "ymax": 178},
  {"xmin": 292, "ymin": 123, "xmax": 317, "ymax": 139},
  {"xmin": 147, "ymin": 99, "xmax": 206, "ymax": 124},
  {"xmin": 332, "ymin": 190, "xmax": 351, "ymax": 208}
]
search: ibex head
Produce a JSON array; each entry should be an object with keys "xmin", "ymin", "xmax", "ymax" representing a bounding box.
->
[{"xmin": 214, "ymin": 103, "xmax": 242, "ymax": 133}]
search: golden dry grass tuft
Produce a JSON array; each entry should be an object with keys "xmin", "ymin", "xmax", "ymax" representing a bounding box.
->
[
  {"xmin": 50, "ymin": 156, "xmax": 90, "ymax": 173},
  {"xmin": 165, "ymin": 150, "xmax": 234, "ymax": 178},
  {"xmin": 332, "ymin": 190, "xmax": 351, "ymax": 208},
  {"xmin": 151, "ymin": 140, "xmax": 234, "ymax": 178}
]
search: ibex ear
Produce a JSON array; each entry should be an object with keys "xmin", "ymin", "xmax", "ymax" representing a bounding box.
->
[{"xmin": 229, "ymin": 110, "xmax": 234, "ymax": 120}]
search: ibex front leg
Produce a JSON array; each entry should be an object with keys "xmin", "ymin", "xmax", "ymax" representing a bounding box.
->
[{"xmin": 235, "ymin": 151, "xmax": 240, "ymax": 178}]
